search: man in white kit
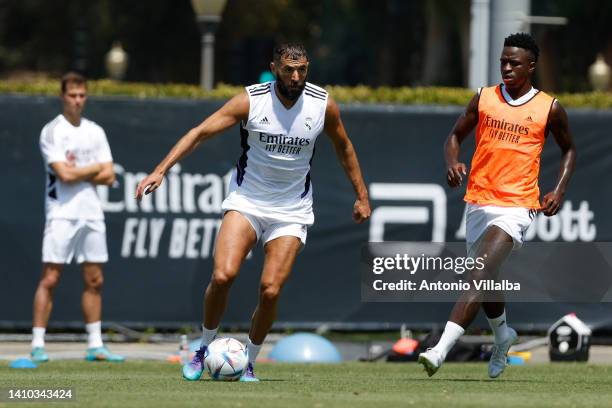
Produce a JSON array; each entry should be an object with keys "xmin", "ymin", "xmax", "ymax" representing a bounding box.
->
[
  {"xmin": 136, "ymin": 43, "xmax": 371, "ymax": 381},
  {"xmin": 31, "ymin": 72, "xmax": 124, "ymax": 363}
]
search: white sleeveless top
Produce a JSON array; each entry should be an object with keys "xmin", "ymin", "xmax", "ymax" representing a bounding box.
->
[{"xmin": 222, "ymin": 81, "xmax": 328, "ymax": 224}]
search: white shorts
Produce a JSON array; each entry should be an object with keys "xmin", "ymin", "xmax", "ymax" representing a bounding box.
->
[
  {"xmin": 234, "ymin": 211, "xmax": 308, "ymax": 246},
  {"xmin": 222, "ymin": 190, "xmax": 311, "ymax": 246},
  {"xmin": 42, "ymin": 219, "xmax": 108, "ymax": 264},
  {"xmin": 465, "ymin": 203, "xmax": 535, "ymax": 256}
]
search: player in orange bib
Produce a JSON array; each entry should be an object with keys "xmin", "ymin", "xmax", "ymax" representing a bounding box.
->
[{"xmin": 418, "ymin": 33, "xmax": 576, "ymax": 378}]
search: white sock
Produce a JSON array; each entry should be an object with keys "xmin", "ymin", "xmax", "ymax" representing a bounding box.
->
[
  {"xmin": 432, "ymin": 321, "xmax": 465, "ymax": 360},
  {"xmin": 200, "ymin": 325, "xmax": 218, "ymax": 348},
  {"xmin": 32, "ymin": 327, "xmax": 46, "ymax": 348},
  {"xmin": 487, "ymin": 310, "xmax": 510, "ymax": 344},
  {"xmin": 85, "ymin": 321, "xmax": 103, "ymax": 349},
  {"xmin": 246, "ymin": 338, "xmax": 262, "ymax": 365}
]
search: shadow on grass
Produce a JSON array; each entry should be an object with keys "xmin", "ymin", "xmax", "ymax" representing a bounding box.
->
[
  {"xmin": 199, "ymin": 378, "xmax": 287, "ymax": 383},
  {"xmin": 408, "ymin": 378, "xmax": 537, "ymax": 383}
]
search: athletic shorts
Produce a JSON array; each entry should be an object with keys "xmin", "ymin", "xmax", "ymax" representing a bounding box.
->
[
  {"xmin": 222, "ymin": 192, "xmax": 310, "ymax": 246},
  {"xmin": 233, "ymin": 211, "xmax": 308, "ymax": 246},
  {"xmin": 465, "ymin": 203, "xmax": 535, "ymax": 256},
  {"xmin": 42, "ymin": 219, "xmax": 108, "ymax": 264}
]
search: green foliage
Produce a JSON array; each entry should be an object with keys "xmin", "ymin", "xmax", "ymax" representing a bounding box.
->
[
  {"xmin": 0, "ymin": 79, "xmax": 239, "ymax": 100},
  {"xmin": 554, "ymin": 91, "xmax": 612, "ymax": 110},
  {"xmin": 326, "ymin": 85, "xmax": 474, "ymax": 105},
  {"xmin": 2, "ymin": 79, "xmax": 612, "ymax": 108}
]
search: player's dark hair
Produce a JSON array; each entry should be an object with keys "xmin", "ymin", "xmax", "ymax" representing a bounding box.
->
[
  {"xmin": 61, "ymin": 71, "xmax": 87, "ymax": 93},
  {"xmin": 273, "ymin": 43, "xmax": 308, "ymax": 63},
  {"xmin": 504, "ymin": 33, "xmax": 539, "ymax": 62}
]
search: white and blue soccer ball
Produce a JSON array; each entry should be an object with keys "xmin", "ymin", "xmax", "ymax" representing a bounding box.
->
[{"xmin": 204, "ymin": 337, "xmax": 248, "ymax": 381}]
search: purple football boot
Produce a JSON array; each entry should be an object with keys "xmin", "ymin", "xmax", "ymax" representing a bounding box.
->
[
  {"xmin": 239, "ymin": 362, "xmax": 260, "ymax": 382},
  {"xmin": 182, "ymin": 346, "xmax": 207, "ymax": 381}
]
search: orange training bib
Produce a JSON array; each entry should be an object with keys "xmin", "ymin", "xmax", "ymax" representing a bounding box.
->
[{"xmin": 464, "ymin": 85, "xmax": 555, "ymax": 208}]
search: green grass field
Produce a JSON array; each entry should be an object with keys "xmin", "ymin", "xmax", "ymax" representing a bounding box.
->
[{"xmin": 1, "ymin": 361, "xmax": 611, "ymax": 407}]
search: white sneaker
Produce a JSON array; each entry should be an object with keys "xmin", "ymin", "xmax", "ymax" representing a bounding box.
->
[
  {"xmin": 418, "ymin": 348, "xmax": 443, "ymax": 377},
  {"xmin": 488, "ymin": 327, "xmax": 518, "ymax": 378}
]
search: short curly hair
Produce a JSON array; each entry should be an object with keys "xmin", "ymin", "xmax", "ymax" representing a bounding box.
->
[
  {"xmin": 273, "ymin": 43, "xmax": 308, "ymax": 63},
  {"xmin": 504, "ymin": 32, "xmax": 539, "ymax": 62}
]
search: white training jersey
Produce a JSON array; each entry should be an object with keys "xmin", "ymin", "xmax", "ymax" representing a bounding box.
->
[
  {"xmin": 39, "ymin": 114, "xmax": 113, "ymax": 220},
  {"xmin": 226, "ymin": 81, "xmax": 328, "ymax": 214}
]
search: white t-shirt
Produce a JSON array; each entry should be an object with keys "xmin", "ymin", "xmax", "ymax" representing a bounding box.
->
[
  {"xmin": 39, "ymin": 114, "xmax": 113, "ymax": 220},
  {"xmin": 225, "ymin": 81, "xmax": 327, "ymax": 213}
]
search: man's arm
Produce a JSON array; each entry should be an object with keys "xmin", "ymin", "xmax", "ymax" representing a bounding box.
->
[
  {"xmin": 136, "ymin": 91, "xmax": 249, "ymax": 200},
  {"xmin": 50, "ymin": 161, "xmax": 102, "ymax": 183},
  {"xmin": 444, "ymin": 93, "xmax": 480, "ymax": 187},
  {"xmin": 323, "ymin": 97, "xmax": 371, "ymax": 224},
  {"xmin": 90, "ymin": 162, "xmax": 115, "ymax": 186},
  {"xmin": 541, "ymin": 100, "xmax": 577, "ymax": 216}
]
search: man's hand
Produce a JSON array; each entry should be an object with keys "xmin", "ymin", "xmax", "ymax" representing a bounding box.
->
[
  {"xmin": 541, "ymin": 191, "xmax": 563, "ymax": 216},
  {"xmin": 135, "ymin": 172, "xmax": 164, "ymax": 201},
  {"xmin": 447, "ymin": 162, "xmax": 467, "ymax": 187},
  {"xmin": 352, "ymin": 198, "xmax": 371, "ymax": 224}
]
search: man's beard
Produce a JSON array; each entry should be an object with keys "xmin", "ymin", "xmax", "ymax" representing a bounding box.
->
[{"xmin": 276, "ymin": 80, "xmax": 305, "ymax": 101}]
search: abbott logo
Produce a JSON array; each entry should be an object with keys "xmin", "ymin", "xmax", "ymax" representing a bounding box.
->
[{"xmin": 369, "ymin": 183, "xmax": 447, "ymax": 242}]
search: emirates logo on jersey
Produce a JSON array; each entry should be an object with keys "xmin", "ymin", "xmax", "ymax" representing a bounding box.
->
[
  {"xmin": 483, "ymin": 114, "xmax": 529, "ymax": 144},
  {"xmin": 484, "ymin": 115, "xmax": 529, "ymax": 135},
  {"xmin": 259, "ymin": 132, "xmax": 309, "ymax": 155}
]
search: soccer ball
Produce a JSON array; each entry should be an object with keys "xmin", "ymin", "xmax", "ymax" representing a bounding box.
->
[{"xmin": 204, "ymin": 337, "xmax": 248, "ymax": 381}]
